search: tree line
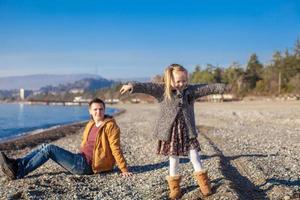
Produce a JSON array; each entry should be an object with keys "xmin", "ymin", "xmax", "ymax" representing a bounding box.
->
[{"xmin": 189, "ymin": 39, "xmax": 300, "ymax": 96}]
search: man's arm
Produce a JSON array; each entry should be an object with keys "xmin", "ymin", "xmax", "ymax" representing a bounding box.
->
[{"xmin": 106, "ymin": 121, "xmax": 130, "ymax": 175}]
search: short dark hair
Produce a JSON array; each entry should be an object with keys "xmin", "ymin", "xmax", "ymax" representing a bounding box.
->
[{"xmin": 89, "ymin": 98, "xmax": 105, "ymax": 109}]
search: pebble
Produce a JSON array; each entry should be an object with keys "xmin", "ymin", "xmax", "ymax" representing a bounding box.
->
[{"xmin": 283, "ymin": 195, "xmax": 291, "ymax": 200}]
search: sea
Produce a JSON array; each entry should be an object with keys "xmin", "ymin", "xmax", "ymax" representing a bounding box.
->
[{"xmin": 0, "ymin": 103, "xmax": 119, "ymax": 141}]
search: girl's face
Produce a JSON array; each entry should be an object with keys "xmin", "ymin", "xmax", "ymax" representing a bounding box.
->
[{"xmin": 171, "ymin": 71, "xmax": 188, "ymax": 91}]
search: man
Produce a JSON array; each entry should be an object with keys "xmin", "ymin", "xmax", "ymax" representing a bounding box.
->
[{"xmin": 0, "ymin": 98, "xmax": 132, "ymax": 180}]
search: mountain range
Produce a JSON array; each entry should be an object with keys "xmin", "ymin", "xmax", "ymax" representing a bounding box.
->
[
  {"xmin": 39, "ymin": 78, "xmax": 115, "ymax": 93},
  {"xmin": 0, "ymin": 74, "xmax": 104, "ymax": 90},
  {"xmin": 0, "ymin": 74, "xmax": 150, "ymax": 90}
]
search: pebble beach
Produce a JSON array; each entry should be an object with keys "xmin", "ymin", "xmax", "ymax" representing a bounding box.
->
[{"xmin": 0, "ymin": 100, "xmax": 299, "ymax": 200}]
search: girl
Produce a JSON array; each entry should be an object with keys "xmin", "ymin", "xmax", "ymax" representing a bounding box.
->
[{"xmin": 120, "ymin": 64, "xmax": 226, "ymax": 199}]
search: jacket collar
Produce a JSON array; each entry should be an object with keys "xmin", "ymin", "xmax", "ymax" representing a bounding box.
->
[{"xmin": 88, "ymin": 115, "xmax": 115, "ymax": 129}]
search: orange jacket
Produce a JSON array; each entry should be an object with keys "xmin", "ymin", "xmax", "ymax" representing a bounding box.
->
[{"xmin": 81, "ymin": 117, "xmax": 128, "ymax": 173}]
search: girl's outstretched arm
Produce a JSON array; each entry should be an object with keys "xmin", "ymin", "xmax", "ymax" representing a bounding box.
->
[
  {"xmin": 120, "ymin": 82, "xmax": 164, "ymax": 99},
  {"xmin": 120, "ymin": 84, "xmax": 133, "ymax": 95},
  {"xmin": 191, "ymin": 83, "xmax": 227, "ymax": 99}
]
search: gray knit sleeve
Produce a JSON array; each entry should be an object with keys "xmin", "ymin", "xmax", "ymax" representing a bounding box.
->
[
  {"xmin": 129, "ymin": 82, "xmax": 164, "ymax": 99},
  {"xmin": 190, "ymin": 83, "xmax": 226, "ymax": 99}
]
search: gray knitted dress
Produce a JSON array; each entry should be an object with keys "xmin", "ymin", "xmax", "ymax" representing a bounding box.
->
[
  {"xmin": 156, "ymin": 90, "xmax": 200, "ymax": 156},
  {"xmin": 156, "ymin": 108, "xmax": 201, "ymax": 156},
  {"xmin": 129, "ymin": 82, "xmax": 226, "ymax": 157}
]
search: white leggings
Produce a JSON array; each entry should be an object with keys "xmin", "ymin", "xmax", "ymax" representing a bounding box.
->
[{"xmin": 169, "ymin": 149, "xmax": 203, "ymax": 176}]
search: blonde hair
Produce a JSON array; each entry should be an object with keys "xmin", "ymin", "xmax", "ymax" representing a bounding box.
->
[{"xmin": 163, "ymin": 64, "xmax": 188, "ymax": 101}]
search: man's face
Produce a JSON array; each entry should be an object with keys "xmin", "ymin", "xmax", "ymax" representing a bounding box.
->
[{"xmin": 89, "ymin": 103, "xmax": 105, "ymax": 123}]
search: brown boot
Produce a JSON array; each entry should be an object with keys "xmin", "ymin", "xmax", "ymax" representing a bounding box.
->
[
  {"xmin": 194, "ymin": 170, "xmax": 212, "ymax": 196},
  {"xmin": 166, "ymin": 175, "xmax": 182, "ymax": 199}
]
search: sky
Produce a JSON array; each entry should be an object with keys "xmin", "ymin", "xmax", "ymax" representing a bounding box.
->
[{"xmin": 0, "ymin": 0, "xmax": 300, "ymax": 79}]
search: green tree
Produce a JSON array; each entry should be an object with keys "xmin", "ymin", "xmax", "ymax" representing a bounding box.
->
[
  {"xmin": 213, "ymin": 66, "xmax": 223, "ymax": 83},
  {"xmin": 261, "ymin": 51, "xmax": 284, "ymax": 94},
  {"xmin": 190, "ymin": 64, "xmax": 223, "ymax": 83},
  {"xmin": 223, "ymin": 62, "xmax": 244, "ymax": 93},
  {"xmin": 245, "ymin": 54, "xmax": 264, "ymax": 90},
  {"xmin": 190, "ymin": 65, "xmax": 202, "ymax": 83},
  {"xmin": 294, "ymin": 38, "xmax": 300, "ymax": 58}
]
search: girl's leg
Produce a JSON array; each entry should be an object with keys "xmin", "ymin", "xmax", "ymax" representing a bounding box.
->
[
  {"xmin": 189, "ymin": 149, "xmax": 204, "ymax": 172},
  {"xmin": 190, "ymin": 149, "xmax": 212, "ymax": 196},
  {"xmin": 17, "ymin": 143, "xmax": 92, "ymax": 178},
  {"xmin": 169, "ymin": 155, "xmax": 179, "ymax": 176},
  {"xmin": 167, "ymin": 155, "xmax": 182, "ymax": 199}
]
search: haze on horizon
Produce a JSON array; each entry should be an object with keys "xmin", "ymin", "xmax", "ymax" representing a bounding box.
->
[{"xmin": 1, "ymin": 0, "xmax": 300, "ymax": 79}]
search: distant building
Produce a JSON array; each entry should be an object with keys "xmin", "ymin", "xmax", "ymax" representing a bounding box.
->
[
  {"xmin": 70, "ymin": 88, "xmax": 84, "ymax": 94},
  {"xmin": 33, "ymin": 91, "xmax": 42, "ymax": 95},
  {"xmin": 20, "ymin": 88, "xmax": 25, "ymax": 100},
  {"xmin": 104, "ymin": 98, "xmax": 120, "ymax": 104},
  {"xmin": 19, "ymin": 88, "xmax": 33, "ymax": 100},
  {"xmin": 73, "ymin": 96, "xmax": 92, "ymax": 102},
  {"xmin": 130, "ymin": 98, "xmax": 140, "ymax": 103},
  {"xmin": 74, "ymin": 96, "xmax": 82, "ymax": 102}
]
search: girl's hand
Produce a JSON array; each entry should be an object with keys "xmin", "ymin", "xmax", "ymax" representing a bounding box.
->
[
  {"xmin": 120, "ymin": 84, "xmax": 133, "ymax": 95},
  {"xmin": 121, "ymin": 171, "xmax": 133, "ymax": 177}
]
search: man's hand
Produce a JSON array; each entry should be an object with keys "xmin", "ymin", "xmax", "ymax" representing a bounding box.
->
[
  {"xmin": 121, "ymin": 171, "xmax": 133, "ymax": 177},
  {"xmin": 120, "ymin": 84, "xmax": 133, "ymax": 95}
]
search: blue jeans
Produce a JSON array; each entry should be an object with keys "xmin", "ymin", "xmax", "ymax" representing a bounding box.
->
[{"xmin": 16, "ymin": 143, "xmax": 93, "ymax": 178}]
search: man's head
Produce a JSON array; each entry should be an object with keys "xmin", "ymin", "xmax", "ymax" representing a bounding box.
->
[{"xmin": 88, "ymin": 98, "xmax": 106, "ymax": 123}]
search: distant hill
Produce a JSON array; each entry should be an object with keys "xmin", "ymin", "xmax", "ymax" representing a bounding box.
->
[
  {"xmin": 39, "ymin": 78, "xmax": 115, "ymax": 93},
  {"xmin": 38, "ymin": 77, "xmax": 153, "ymax": 93},
  {"xmin": 113, "ymin": 77, "xmax": 151, "ymax": 83},
  {"xmin": 0, "ymin": 74, "xmax": 103, "ymax": 90}
]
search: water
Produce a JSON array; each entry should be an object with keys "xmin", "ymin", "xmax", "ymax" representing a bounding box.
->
[{"xmin": 0, "ymin": 103, "xmax": 118, "ymax": 141}]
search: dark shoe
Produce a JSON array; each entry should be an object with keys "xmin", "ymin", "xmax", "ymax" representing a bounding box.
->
[{"xmin": 0, "ymin": 152, "xmax": 17, "ymax": 180}]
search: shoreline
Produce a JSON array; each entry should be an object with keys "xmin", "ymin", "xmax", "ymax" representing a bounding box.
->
[{"xmin": 0, "ymin": 107, "xmax": 126, "ymax": 151}]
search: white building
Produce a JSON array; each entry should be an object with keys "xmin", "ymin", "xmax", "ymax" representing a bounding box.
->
[{"xmin": 20, "ymin": 88, "xmax": 25, "ymax": 100}]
